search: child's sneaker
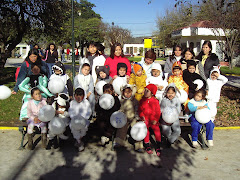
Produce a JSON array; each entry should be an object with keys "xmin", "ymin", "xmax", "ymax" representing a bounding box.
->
[
  {"xmin": 145, "ymin": 143, "xmax": 153, "ymax": 154},
  {"xmin": 101, "ymin": 136, "xmax": 109, "ymax": 145},
  {"xmin": 208, "ymin": 140, "xmax": 214, "ymax": 147},
  {"xmin": 135, "ymin": 148, "xmax": 145, "ymax": 153},
  {"xmin": 192, "ymin": 141, "xmax": 200, "ymax": 148},
  {"xmin": 78, "ymin": 142, "xmax": 85, "ymax": 152},
  {"xmin": 113, "ymin": 142, "xmax": 122, "ymax": 149}
]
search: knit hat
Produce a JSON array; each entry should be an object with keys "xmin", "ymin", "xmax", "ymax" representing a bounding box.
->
[
  {"xmin": 133, "ymin": 63, "xmax": 142, "ymax": 74},
  {"xmin": 145, "ymin": 84, "xmax": 157, "ymax": 95},
  {"xmin": 120, "ymin": 84, "xmax": 137, "ymax": 97}
]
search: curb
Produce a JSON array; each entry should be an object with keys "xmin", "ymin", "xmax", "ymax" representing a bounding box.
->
[{"xmin": 1, "ymin": 126, "xmax": 240, "ymax": 130}]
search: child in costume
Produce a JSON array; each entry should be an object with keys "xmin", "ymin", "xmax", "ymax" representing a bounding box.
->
[
  {"xmin": 146, "ymin": 63, "xmax": 168, "ymax": 103},
  {"xmin": 129, "ymin": 62, "xmax": 147, "ymax": 101},
  {"xmin": 19, "ymin": 64, "xmax": 53, "ymax": 120},
  {"xmin": 139, "ymin": 84, "xmax": 161, "ymax": 156},
  {"xmin": 68, "ymin": 88, "xmax": 92, "ymax": 151},
  {"xmin": 26, "ymin": 87, "xmax": 48, "ymax": 150},
  {"xmin": 50, "ymin": 61, "xmax": 73, "ymax": 99},
  {"xmin": 207, "ymin": 67, "xmax": 228, "ymax": 122},
  {"xmin": 160, "ymin": 83, "xmax": 181, "ymax": 147},
  {"xmin": 114, "ymin": 84, "xmax": 144, "ymax": 152},
  {"xmin": 95, "ymin": 84, "xmax": 121, "ymax": 145},
  {"xmin": 117, "ymin": 62, "xmax": 129, "ymax": 83},
  {"xmin": 95, "ymin": 65, "xmax": 112, "ymax": 84},
  {"xmin": 74, "ymin": 63, "xmax": 95, "ymax": 115},
  {"xmin": 188, "ymin": 89, "xmax": 214, "ymax": 147},
  {"xmin": 183, "ymin": 60, "xmax": 206, "ymax": 99},
  {"xmin": 48, "ymin": 93, "xmax": 70, "ymax": 149}
]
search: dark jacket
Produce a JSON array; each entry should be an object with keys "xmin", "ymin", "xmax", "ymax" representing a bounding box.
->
[
  {"xmin": 14, "ymin": 59, "xmax": 48, "ymax": 92},
  {"xmin": 45, "ymin": 50, "xmax": 58, "ymax": 63},
  {"xmin": 183, "ymin": 69, "xmax": 206, "ymax": 99},
  {"xmin": 196, "ymin": 53, "xmax": 219, "ymax": 79}
]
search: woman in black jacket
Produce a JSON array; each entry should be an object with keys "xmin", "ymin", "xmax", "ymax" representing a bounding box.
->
[
  {"xmin": 44, "ymin": 43, "xmax": 58, "ymax": 77},
  {"xmin": 196, "ymin": 41, "xmax": 220, "ymax": 80}
]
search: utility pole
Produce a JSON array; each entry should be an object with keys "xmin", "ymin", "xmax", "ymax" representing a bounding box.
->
[{"xmin": 71, "ymin": 0, "xmax": 75, "ymax": 84}]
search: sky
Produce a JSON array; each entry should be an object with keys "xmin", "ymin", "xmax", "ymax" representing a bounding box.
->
[{"xmin": 88, "ymin": 0, "xmax": 176, "ymax": 37}]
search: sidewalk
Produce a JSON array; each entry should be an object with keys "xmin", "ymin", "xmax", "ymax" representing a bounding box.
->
[{"xmin": 0, "ymin": 129, "xmax": 239, "ymax": 180}]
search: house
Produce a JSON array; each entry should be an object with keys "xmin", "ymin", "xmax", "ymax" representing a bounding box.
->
[
  {"xmin": 123, "ymin": 44, "xmax": 144, "ymax": 56},
  {"xmin": 171, "ymin": 21, "xmax": 226, "ymax": 61}
]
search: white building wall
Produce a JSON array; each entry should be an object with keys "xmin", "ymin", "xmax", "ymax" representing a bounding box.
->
[
  {"xmin": 181, "ymin": 27, "xmax": 191, "ymax": 36},
  {"xmin": 123, "ymin": 44, "xmax": 144, "ymax": 56}
]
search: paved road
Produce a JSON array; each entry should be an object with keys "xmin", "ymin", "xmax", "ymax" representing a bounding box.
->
[
  {"xmin": 0, "ymin": 129, "xmax": 239, "ymax": 180},
  {"xmin": 5, "ymin": 58, "xmax": 240, "ymax": 88}
]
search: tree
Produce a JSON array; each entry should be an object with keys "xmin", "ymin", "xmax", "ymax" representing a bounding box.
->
[
  {"xmin": 0, "ymin": 0, "xmax": 70, "ymax": 71},
  {"xmin": 197, "ymin": 0, "xmax": 240, "ymax": 68},
  {"xmin": 103, "ymin": 23, "xmax": 132, "ymax": 46}
]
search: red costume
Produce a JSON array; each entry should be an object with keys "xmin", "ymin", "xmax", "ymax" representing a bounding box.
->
[{"xmin": 138, "ymin": 88, "xmax": 161, "ymax": 143}]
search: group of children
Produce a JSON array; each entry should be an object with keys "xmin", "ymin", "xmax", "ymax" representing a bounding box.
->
[{"xmin": 19, "ymin": 43, "xmax": 228, "ymax": 157}]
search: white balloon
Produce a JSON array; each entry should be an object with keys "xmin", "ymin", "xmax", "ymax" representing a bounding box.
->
[
  {"xmin": 162, "ymin": 106, "xmax": 179, "ymax": 123},
  {"xmin": 72, "ymin": 128, "xmax": 87, "ymax": 140},
  {"xmin": 130, "ymin": 122, "xmax": 148, "ymax": 141},
  {"xmin": 176, "ymin": 90, "xmax": 188, "ymax": 104},
  {"xmin": 0, "ymin": 85, "xmax": 11, "ymax": 100},
  {"xmin": 95, "ymin": 81, "xmax": 107, "ymax": 95},
  {"xmin": 49, "ymin": 117, "xmax": 66, "ymax": 135},
  {"xmin": 112, "ymin": 77, "xmax": 127, "ymax": 95},
  {"xmin": 48, "ymin": 77, "xmax": 65, "ymax": 94},
  {"xmin": 38, "ymin": 105, "xmax": 55, "ymax": 122},
  {"xmin": 193, "ymin": 79, "xmax": 204, "ymax": 90},
  {"xmin": 110, "ymin": 111, "xmax": 127, "ymax": 128},
  {"xmin": 99, "ymin": 94, "xmax": 115, "ymax": 110},
  {"xmin": 195, "ymin": 108, "xmax": 211, "ymax": 124},
  {"xmin": 70, "ymin": 116, "xmax": 87, "ymax": 131}
]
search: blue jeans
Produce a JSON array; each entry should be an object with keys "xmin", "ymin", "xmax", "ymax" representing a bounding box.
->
[
  {"xmin": 190, "ymin": 115, "xmax": 214, "ymax": 141},
  {"xmin": 47, "ymin": 63, "xmax": 55, "ymax": 78}
]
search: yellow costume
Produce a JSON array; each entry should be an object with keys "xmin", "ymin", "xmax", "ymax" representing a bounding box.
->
[
  {"xmin": 168, "ymin": 62, "xmax": 189, "ymax": 107},
  {"xmin": 129, "ymin": 63, "xmax": 147, "ymax": 101}
]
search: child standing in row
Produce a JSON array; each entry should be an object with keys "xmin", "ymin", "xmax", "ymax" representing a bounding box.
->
[
  {"xmin": 146, "ymin": 63, "xmax": 168, "ymax": 103},
  {"xmin": 114, "ymin": 84, "xmax": 143, "ymax": 152},
  {"xmin": 139, "ymin": 84, "xmax": 161, "ymax": 156},
  {"xmin": 183, "ymin": 60, "xmax": 206, "ymax": 99},
  {"xmin": 95, "ymin": 65, "xmax": 112, "ymax": 84},
  {"xmin": 117, "ymin": 63, "xmax": 128, "ymax": 83},
  {"xmin": 74, "ymin": 63, "xmax": 95, "ymax": 115},
  {"xmin": 207, "ymin": 67, "xmax": 228, "ymax": 121},
  {"xmin": 27, "ymin": 87, "xmax": 48, "ymax": 150},
  {"xmin": 95, "ymin": 84, "xmax": 121, "ymax": 145},
  {"xmin": 160, "ymin": 84, "xmax": 181, "ymax": 147},
  {"xmin": 129, "ymin": 63, "xmax": 147, "ymax": 101},
  {"xmin": 68, "ymin": 88, "xmax": 92, "ymax": 151},
  {"xmin": 188, "ymin": 90, "xmax": 214, "ymax": 147}
]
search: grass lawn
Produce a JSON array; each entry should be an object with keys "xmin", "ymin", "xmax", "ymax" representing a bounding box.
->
[{"xmin": 220, "ymin": 66, "xmax": 240, "ymax": 75}]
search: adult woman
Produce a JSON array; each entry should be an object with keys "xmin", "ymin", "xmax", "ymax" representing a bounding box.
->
[
  {"xmin": 139, "ymin": 50, "xmax": 162, "ymax": 78},
  {"xmin": 104, "ymin": 43, "xmax": 131, "ymax": 79},
  {"xmin": 44, "ymin": 43, "xmax": 58, "ymax": 77},
  {"xmin": 164, "ymin": 45, "xmax": 183, "ymax": 76},
  {"xmin": 12, "ymin": 49, "xmax": 48, "ymax": 94},
  {"xmin": 196, "ymin": 41, "xmax": 219, "ymax": 80}
]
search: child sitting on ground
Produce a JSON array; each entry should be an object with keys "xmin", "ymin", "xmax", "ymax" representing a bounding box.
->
[
  {"xmin": 129, "ymin": 62, "xmax": 147, "ymax": 101},
  {"xmin": 183, "ymin": 60, "xmax": 206, "ymax": 99},
  {"xmin": 95, "ymin": 65, "xmax": 113, "ymax": 84},
  {"xmin": 114, "ymin": 84, "xmax": 144, "ymax": 152},
  {"xmin": 188, "ymin": 89, "xmax": 214, "ymax": 147},
  {"xmin": 50, "ymin": 61, "xmax": 73, "ymax": 99},
  {"xmin": 95, "ymin": 84, "xmax": 121, "ymax": 145},
  {"xmin": 139, "ymin": 84, "xmax": 161, "ymax": 156},
  {"xmin": 160, "ymin": 83, "xmax": 181, "ymax": 147},
  {"xmin": 146, "ymin": 63, "xmax": 168, "ymax": 103},
  {"xmin": 207, "ymin": 66, "xmax": 228, "ymax": 122},
  {"xmin": 26, "ymin": 87, "xmax": 48, "ymax": 150},
  {"xmin": 74, "ymin": 63, "xmax": 95, "ymax": 116},
  {"xmin": 68, "ymin": 88, "xmax": 92, "ymax": 151}
]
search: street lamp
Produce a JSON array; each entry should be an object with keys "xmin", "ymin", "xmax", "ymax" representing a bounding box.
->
[
  {"xmin": 71, "ymin": 0, "xmax": 75, "ymax": 84},
  {"xmin": 78, "ymin": 11, "xmax": 81, "ymax": 58}
]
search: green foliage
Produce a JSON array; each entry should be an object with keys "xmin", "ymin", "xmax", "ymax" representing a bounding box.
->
[{"xmin": 220, "ymin": 66, "xmax": 240, "ymax": 75}]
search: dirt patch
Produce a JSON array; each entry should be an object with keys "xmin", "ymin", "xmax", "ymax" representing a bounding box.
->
[{"xmin": 215, "ymin": 85, "xmax": 240, "ymax": 127}]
